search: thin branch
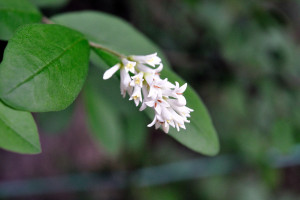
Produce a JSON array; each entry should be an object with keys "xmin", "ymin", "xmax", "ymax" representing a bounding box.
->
[
  {"xmin": 89, "ymin": 41, "xmax": 125, "ymax": 58},
  {"xmin": 42, "ymin": 16, "xmax": 54, "ymax": 24},
  {"xmin": 41, "ymin": 16, "xmax": 124, "ymax": 59}
]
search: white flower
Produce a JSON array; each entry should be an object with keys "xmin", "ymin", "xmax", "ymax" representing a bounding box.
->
[
  {"xmin": 120, "ymin": 68, "xmax": 132, "ymax": 98},
  {"xmin": 142, "ymin": 63, "xmax": 163, "ymax": 85},
  {"xmin": 103, "ymin": 52, "xmax": 193, "ymax": 133},
  {"xmin": 139, "ymin": 85, "xmax": 151, "ymax": 111},
  {"xmin": 103, "ymin": 63, "xmax": 120, "ymax": 80},
  {"xmin": 129, "ymin": 86, "xmax": 142, "ymax": 106},
  {"xmin": 145, "ymin": 97, "xmax": 169, "ymax": 115},
  {"xmin": 122, "ymin": 58, "xmax": 136, "ymax": 74},
  {"xmin": 130, "ymin": 53, "xmax": 161, "ymax": 67},
  {"xmin": 130, "ymin": 72, "xmax": 144, "ymax": 87},
  {"xmin": 171, "ymin": 82, "xmax": 187, "ymax": 106},
  {"xmin": 148, "ymin": 78, "xmax": 171, "ymax": 99}
]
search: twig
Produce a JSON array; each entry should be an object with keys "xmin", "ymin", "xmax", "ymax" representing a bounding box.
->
[
  {"xmin": 89, "ymin": 42, "xmax": 125, "ymax": 58},
  {"xmin": 41, "ymin": 16, "xmax": 124, "ymax": 59},
  {"xmin": 42, "ymin": 16, "xmax": 54, "ymax": 24}
]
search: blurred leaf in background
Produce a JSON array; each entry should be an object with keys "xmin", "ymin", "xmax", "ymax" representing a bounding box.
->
[
  {"xmin": 0, "ymin": 0, "xmax": 42, "ymax": 40},
  {"xmin": 29, "ymin": 0, "xmax": 70, "ymax": 8},
  {"xmin": 36, "ymin": 103, "xmax": 74, "ymax": 134},
  {"xmin": 0, "ymin": 0, "xmax": 300, "ymax": 199}
]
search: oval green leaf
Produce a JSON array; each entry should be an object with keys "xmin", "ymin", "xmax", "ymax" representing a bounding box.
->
[
  {"xmin": 84, "ymin": 66, "xmax": 149, "ymax": 155},
  {"xmin": 51, "ymin": 11, "xmax": 170, "ymax": 69},
  {"xmin": 161, "ymin": 69, "xmax": 219, "ymax": 155},
  {"xmin": 0, "ymin": 101, "xmax": 40, "ymax": 154},
  {"xmin": 37, "ymin": 103, "xmax": 74, "ymax": 134},
  {"xmin": 83, "ymin": 79, "xmax": 123, "ymax": 156},
  {"xmin": 0, "ymin": 24, "xmax": 90, "ymax": 112},
  {"xmin": 52, "ymin": 11, "xmax": 219, "ymax": 155},
  {"xmin": 0, "ymin": 0, "xmax": 42, "ymax": 40}
]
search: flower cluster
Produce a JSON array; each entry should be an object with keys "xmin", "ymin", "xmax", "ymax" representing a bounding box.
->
[{"xmin": 103, "ymin": 53, "xmax": 193, "ymax": 133}]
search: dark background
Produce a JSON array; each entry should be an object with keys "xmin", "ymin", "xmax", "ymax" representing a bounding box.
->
[{"xmin": 0, "ymin": 0, "xmax": 300, "ymax": 199}]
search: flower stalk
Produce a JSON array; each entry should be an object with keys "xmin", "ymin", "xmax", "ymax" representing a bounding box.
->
[{"xmin": 89, "ymin": 42, "xmax": 125, "ymax": 58}]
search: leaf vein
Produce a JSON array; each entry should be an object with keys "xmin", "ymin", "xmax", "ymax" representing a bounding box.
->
[
  {"xmin": 0, "ymin": 8, "xmax": 39, "ymax": 16},
  {"xmin": 5, "ymin": 37, "xmax": 85, "ymax": 95},
  {"xmin": 0, "ymin": 116, "xmax": 39, "ymax": 151}
]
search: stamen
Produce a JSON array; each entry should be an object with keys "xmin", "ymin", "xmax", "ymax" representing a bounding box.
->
[
  {"xmin": 125, "ymin": 63, "xmax": 134, "ymax": 69},
  {"xmin": 147, "ymin": 58, "xmax": 154, "ymax": 62},
  {"xmin": 135, "ymin": 78, "xmax": 140, "ymax": 85}
]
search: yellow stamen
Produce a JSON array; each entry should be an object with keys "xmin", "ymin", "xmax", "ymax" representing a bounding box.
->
[
  {"xmin": 147, "ymin": 58, "xmax": 154, "ymax": 63},
  {"xmin": 125, "ymin": 63, "xmax": 134, "ymax": 69},
  {"xmin": 135, "ymin": 78, "xmax": 140, "ymax": 85}
]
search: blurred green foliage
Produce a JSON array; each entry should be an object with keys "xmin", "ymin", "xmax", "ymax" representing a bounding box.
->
[
  {"xmin": 128, "ymin": 0, "xmax": 300, "ymax": 199},
  {"xmin": 1, "ymin": 0, "xmax": 299, "ymax": 199}
]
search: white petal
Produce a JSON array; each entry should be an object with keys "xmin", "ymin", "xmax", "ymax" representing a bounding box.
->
[
  {"xmin": 132, "ymin": 53, "xmax": 157, "ymax": 62},
  {"xmin": 155, "ymin": 63, "xmax": 163, "ymax": 72},
  {"xmin": 145, "ymin": 100, "xmax": 155, "ymax": 107},
  {"xmin": 147, "ymin": 116, "xmax": 157, "ymax": 127},
  {"xmin": 181, "ymin": 123, "xmax": 186, "ymax": 129},
  {"xmin": 148, "ymin": 86, "xmax": 156, "ymax": 98},
  {"xmin": 142, "ymin": 85, "xmax": 149, "ymax": 97},
  {"xmin": 175, "ymin": 123, "xmax": 180, "ymax": 131},
  {"xmin": 160, "ymin": 99, "xmax": 170, "ymax": 107},
  {"xmin": 156, "ymin": 114, "xmax": 164, "ymax": 122},
  {"xmin": 134, "ymin": 98, "xmax": 140, "ymax": 106},
  {"xmin": 178, "ymin": 83, "xmax": 187, "ymax": 93},
  {"xmin": 177, "ymin": 95, "xmax": 187, "ymax": 106},
  {"xmin": 162, "ymin": 122, "xmax": 169, "ymax": 133},
  {"xmin": 161, "ymin": 107, "xmax": 172, "ymax": 121},
  {"xmin": 155, "ymin": 104, "xmax": 162, "ymax": 115},
  {"xmin": 175, "ymin": 81, "xmax": 180, "ymax": 88},
  {"xmin": 120, "ymin": 68, "xmax": 131, "ymax": 86},
  {"xmin": 139, "ymin": 103, "xmax": 147, "ymax": 111},
  {"xmin": 155, "ymin": 122, "xmax": 161, "ymax": 129},
  {"xmin": 137, "ymin": 63, "xmax": 155, "ymax": 73},
  {"xmin": 168, "ymin": 120, "xmax": 175, "ymax": 128},
  {"xmin": 103, "ymin": 63, "xmax": 120, "ymax": 80},
  {"xmin": 122, "ymin": 58, "xmax": 136, "ymax": 73}
]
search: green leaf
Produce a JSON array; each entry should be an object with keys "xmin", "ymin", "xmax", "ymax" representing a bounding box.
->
[
  {"xmin": 0, "ymin": 101, "xmax": 40, "ymax": 154},
  {"xmin": 271, "ymin": 120, "xmax": 294, "ymax": 154},
  {"xmin": 161, "ymin": 69, "xmax": 219, "ymax": 155},
  {"xmin": 124, "ymin": 111, "xmax": 148, "ymax": 153},
  {"xmin": 83, "ymin": 79, "xmax": 123, "ymax": 156},
  {"xmin": 37, "ymin": 103, "xmax": 74, "ymax": 134},
  {"xmin": 51, "ymin": 11, "xmax": 170, "ymax": 69},
  {"xmin": 84, "ymin": 66, "xmax": 149, "ymax": 156},
  {"xmin": 52, "ymin": 11, "xmax": 219, "ymax": 155},
  {"xmin": 29, "ymin": 0, "xmax": 69, "ymax": 8},
  {"xmin": 0, "ymin": 0, "xmax": 42, "ymax": 40},
  {"xmin": 0, "ymin": 24, "xmax": 90, "ymax": 112}
]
